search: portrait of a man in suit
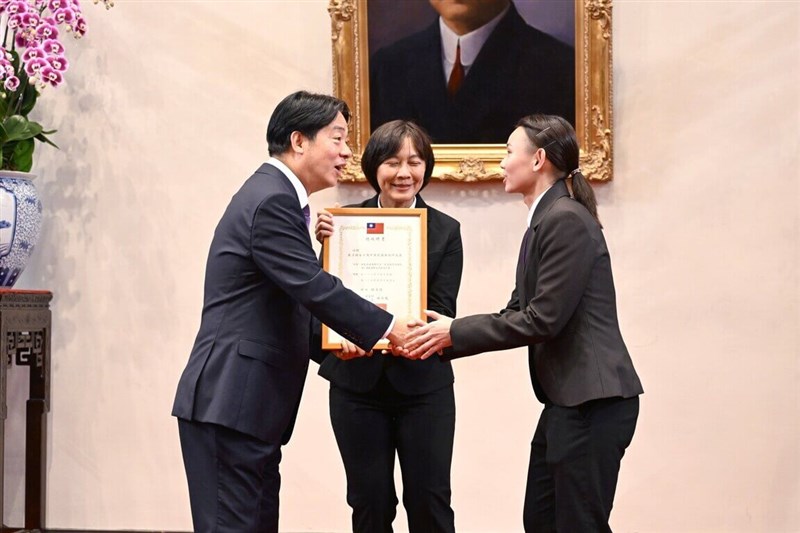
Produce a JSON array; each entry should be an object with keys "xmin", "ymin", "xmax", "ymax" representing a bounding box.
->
[{"xmin": 368, "ymin": 0, "xmax": 575, "ymax": 144}]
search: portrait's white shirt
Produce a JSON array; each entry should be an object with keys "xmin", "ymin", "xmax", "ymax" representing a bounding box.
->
[
  {"xmin": 439, "ymin": 4, "xmax": 510, "ymax": 81},
  {"xmin": 267, "ymin": 157, "xmax": 308, "ymax": 209}
]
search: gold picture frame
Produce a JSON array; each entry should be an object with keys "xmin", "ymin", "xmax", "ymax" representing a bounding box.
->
[{"xmin": 329, "ymin": 0, "xmax": 613, "ymax": 182}]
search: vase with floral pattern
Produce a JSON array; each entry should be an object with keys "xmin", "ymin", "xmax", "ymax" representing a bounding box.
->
[{"xmin": 0, "ymin": 170, "xmax": 42, "ymax": 287}]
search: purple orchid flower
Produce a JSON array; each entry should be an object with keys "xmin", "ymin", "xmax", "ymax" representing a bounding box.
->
[
  {"xmin": 37, "ymin": 22, "xmax": 59, "ymax": 40},
  {"xmin": 3, "ymin": 76, "xmax": 19, "ymax": 91},
  {"xmin": 22, "ymin": 46, "xmax": 46, "ymax": 62},
  {"xmin": 54, "ymin": 7, "xmax": 76, "ymax": 24},
  {"xmin": 23, "ymin": 12, "xmax": 41, "ymax": 27},
  {"xmin": 47, "ymin": 54, "xmax": 68, "ymax": 72},
  {"xmin": 7, "ymin": 0, "xmax": 27, "ymax": 15},
  {"xmin": 24, "ymin": 57, "xmax": 49, "ymax": 77},
  {"xmin": 41, "ymin": 66, "xmax": 63, "ymax": 86},
  {"xmin": 41, "ymin": 39, "xmax": 64, "ymax": 55},
  {"xmin": 73, "ymin": 16, "xmax": 86, "ymax": 36}
]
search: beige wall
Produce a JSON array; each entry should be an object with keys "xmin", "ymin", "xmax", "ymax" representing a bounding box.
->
[{"xmin": 3, "ymin": 1, "xmax": 798, "ymax": 531}]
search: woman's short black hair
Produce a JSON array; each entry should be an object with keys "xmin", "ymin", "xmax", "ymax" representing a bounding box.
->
[
  {"xmin": 360, "ymin": 120, "xmax": 435, "ymax": 194},
  {"xmin": 267, "ymin": 91, "xmax": 350, "ymax": 156}
]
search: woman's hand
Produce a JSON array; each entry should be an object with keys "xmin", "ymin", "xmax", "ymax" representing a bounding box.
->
[
  {"xmin": 315, "ymin": 204, "xmax": 340, "ymax": 244},
  {"xmin": 334, "ymin": 338, "xmax": 373, "ymax": 360},
  {"xmin": 403, "ymin": 310, "xmax": 454, "ymax": 360}
]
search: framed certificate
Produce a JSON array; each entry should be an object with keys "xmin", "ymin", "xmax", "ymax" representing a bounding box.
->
[{"xmin": 321, "ymin": 208, "xmax": 427, "ymax": 350}]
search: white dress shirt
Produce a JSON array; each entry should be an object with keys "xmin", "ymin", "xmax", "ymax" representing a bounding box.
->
[
  {"xmin": 377, "ymin": 196, "xmax": 417, "ymax": 209},
  {"xmin": 267, "ymin": 157, "xmax": 308, "ymax": 209},
  {"xmin": 527, "ymin": 183, "xmax": 553, "ymax": 228}
]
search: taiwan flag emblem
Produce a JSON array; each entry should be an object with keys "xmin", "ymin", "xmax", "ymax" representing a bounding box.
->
[{"xmin": 366, "ymin": 222, "xmax": 384, "ymax": 234}]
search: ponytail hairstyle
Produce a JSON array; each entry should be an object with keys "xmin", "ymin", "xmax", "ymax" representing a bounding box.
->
[{"xmin": 516, "ymin": 114, "xmax": 601, "ymax": 227}]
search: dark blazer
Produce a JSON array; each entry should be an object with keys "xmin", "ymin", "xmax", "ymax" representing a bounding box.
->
[
  {"xmin": 449, "ymin": 180, "xmax": 643, "ymax": 406},
  {"xmin": 172, "ymin": 163, "xmax": 392, "ymax": 443},
  {"xmin": 312, "ymin": 195, "xmax": 463, "ymax": 395},
  {"xmin": 370, "ymin": 3, "xmax": 575, "ymax": 144}
]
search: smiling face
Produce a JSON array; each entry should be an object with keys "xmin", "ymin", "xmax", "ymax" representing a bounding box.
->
[
  {"xmin": 298, "ymin": 112, "xmax": 352, "ymax": 193},
  {"xmin": 376, "ymin": 137, "xmax": 426, "ymax": 208},
  {"xmin": 500, "ymin": 126, "xmax": 540, "ymax": 197}
]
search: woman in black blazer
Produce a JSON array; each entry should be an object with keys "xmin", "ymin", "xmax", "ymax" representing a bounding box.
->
[
  {"xmin": 406, "ymin": 115, "xmax": 642, "ymax": 532},
  {"xmin": 313, "ymin": 120, "xmax": 463, "ymax": 533}
]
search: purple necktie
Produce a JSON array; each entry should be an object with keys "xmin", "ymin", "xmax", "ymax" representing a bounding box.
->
[{"xmin": 302, "ymin": 205, "xmax": 311, "ymax": 227}]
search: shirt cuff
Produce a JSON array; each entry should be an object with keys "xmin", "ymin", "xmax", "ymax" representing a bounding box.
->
[{"xmin": 382, "ymin": 316, "xmax": 395, "ymax": 340}]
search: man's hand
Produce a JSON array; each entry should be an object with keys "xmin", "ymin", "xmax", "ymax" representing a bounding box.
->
[
  {"xmin": 386, "ymin": 319, "xmax": 413, "ymax": 357},
  {"xmin": 404, "ymin": 310, "xmax": 454, "ymax": 360},
  {"xmin": 334, "ymin": 338, "xmax": 372, "ymax": 360}
]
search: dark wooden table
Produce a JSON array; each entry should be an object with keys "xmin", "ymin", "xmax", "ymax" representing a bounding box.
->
[{"xmin": 0, "ymin": 290, "xmax": 52, "ymax": 533}]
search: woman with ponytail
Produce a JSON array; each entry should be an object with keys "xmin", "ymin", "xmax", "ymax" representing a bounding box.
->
[{"xmin": 405, "ymin": 114, "xmax": 643, "ymax": 532}]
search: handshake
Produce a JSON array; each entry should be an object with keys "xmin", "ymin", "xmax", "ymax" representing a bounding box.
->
[{"xmin": 335, "ymin": 311, "xmax": 454, "ymax": 362}]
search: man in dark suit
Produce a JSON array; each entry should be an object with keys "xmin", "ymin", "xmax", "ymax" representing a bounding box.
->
[
  {"xmin": 172, "ymin": 91, "xmax": 410, "ymax": 533},
  {"xmin": 405, "ymin": 115, "xmax": 642, "ymax": 531},
  {"xmin": 370, "ymin": 0, "xmax": 574, "ymax": 143}
]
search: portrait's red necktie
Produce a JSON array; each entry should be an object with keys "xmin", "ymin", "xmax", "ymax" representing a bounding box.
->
[{"xmin": 447, "ymin": 42, "xmax": 464, "ymax": 98}]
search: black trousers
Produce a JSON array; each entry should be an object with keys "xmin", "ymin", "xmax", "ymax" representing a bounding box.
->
[
  {"xmin": 178, "ymin": 418, "xmax": 282, "ymax": 533},
  {"xmin": 330, "ymin": 377, "xmax": 456, "ymax": 533},
  {"xmin": 523, "ymin": 396, "xmax": 639, "ymax": 532}
]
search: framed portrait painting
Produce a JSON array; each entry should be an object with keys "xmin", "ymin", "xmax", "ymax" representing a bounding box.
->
[{"xmin": 329, "ymin": 0, "xmax": 613, "ymax": 182}]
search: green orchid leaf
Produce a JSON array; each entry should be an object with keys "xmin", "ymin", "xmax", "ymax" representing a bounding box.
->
[
  {"xmin": 19, "ymin": 84, "xmax": 40, "ymax": 117},
  {"xmin": 1, "ymin": 143, "xmax": 12, "ymax": 168},
  {"xmin": 35, "ymin": 132, "xmax": 59, "ymax": 149},
  {"xmin": 2, "ymin": 116, "xmax": 43, "ymax": 141},
  {"xmin": 25, "ymin": 120, "xmax": 44, "ymax": 137},
  {"xmin": 8, "ymin": 50, "xmax": 20, "ymax": 71},
  {"xmin": 11, "ymin": 138, "xmax": 34, "ymax": 172}
]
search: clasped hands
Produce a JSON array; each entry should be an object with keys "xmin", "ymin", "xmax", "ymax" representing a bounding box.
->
[{"xmin": 334, "ymin": 311, "xmax": 454, "ymax": 361}]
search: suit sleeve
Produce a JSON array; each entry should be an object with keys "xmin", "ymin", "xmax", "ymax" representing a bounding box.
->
[
  {"xmin": 308, "ymin": 317, "xmax": 326, "ymax": 365},
  {"xmin": 426, "ymin": 222, "xmax": 463, "ymax": 318},
  {"xmin": 251, "ymin": 192, "xmax": 392, "ymax": 351},
  {"xmin": 450, "ymin": 209, "xmax": 596, "ymax": 357},
  {"xmin": 501, "ymin": 286, "xmax": 521, "ymax": 314}
]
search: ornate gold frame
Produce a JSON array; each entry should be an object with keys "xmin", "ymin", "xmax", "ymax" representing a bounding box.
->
[{"xmin": 329, "ymin": 0, "xmax": 613, "ymax": 182}]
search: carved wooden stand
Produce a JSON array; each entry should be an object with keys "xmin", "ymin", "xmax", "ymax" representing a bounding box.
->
[{"xmin": 0, "ymin": 290, "xmax": 52, "ymax": 533}]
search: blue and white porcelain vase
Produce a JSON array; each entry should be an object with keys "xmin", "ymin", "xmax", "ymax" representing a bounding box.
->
[{"xmin": 0, "ymin": 170, "xmax": 42, "ymax": 287}]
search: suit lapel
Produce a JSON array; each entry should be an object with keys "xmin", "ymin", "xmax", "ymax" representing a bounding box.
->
[
  {"xmin": 516, "ymin": 227, "xmax": 531, "ymax": 306},
  {"xmin": 452, "ymin": 5, "xmax": 524, "ymax": 124},
  {"xmin": 530, "ymin": 179, "xmax": 569, "ymax": 232},
  {"xmin": 516, "ymin": 180, "xmax": 570, "ymax": 306},
  {"xmin": 362, "ymin": 195, "xmax": 379, "ymax": 208},
  {"xmin": 409, "ymin": 22, "xmax": 450, "ymax": 126}
]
